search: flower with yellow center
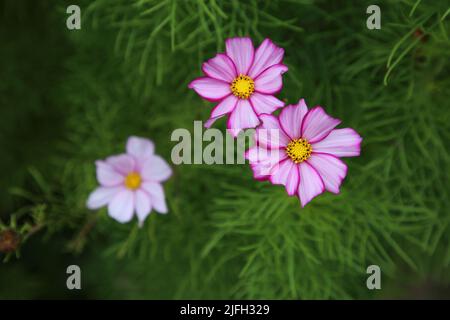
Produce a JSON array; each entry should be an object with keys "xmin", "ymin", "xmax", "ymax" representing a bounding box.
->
[
  {"xmin": 125, "ymin": 172, "xmax": 142, "ymax": 190},
  {"xmin": 189, "ymin": 37, "xmax": 289, "ymax": 137},
  {"xmin": 87, "ymin": 136, "xmax": 173, "ymax": 225},
  {"xmin": 230, "ymin": 74, "xmax": 255, "ymax": 99},
  {"xmin": 285, "ymin": 138, "xmax": 312, "ymax": 164},
  {"xmin": 246, "ymin": 100, "xmax": 362, "ymax": 207}
]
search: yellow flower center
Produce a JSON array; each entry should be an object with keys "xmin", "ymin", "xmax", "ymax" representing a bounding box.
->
[
  {"xmin": 230, "ymin": 74, "xmax": 255, "ymax": 99},
  {"xmin": 124, "ymin": 172, "xmax": 142, "ymax": 190},
  {"xmin": 286, "ymin": 139, "xmax": 312, "ymax": 163}
]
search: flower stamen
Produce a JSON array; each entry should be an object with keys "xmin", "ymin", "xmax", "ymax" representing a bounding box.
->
[
  {"xmin": 286, "ymin": 138, "xmax": 312, "ymax": 163},
  {"xmin": 230, "ymin": 74, "xmax": 255, "ymax": 99},
  {"xmin": 125, "ymin": 172, "xmax": 141, "ymax": 190}
]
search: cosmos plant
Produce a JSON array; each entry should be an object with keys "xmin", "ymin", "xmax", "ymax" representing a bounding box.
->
[
  {"xmin": 189, "ymin": 37, "xmax": 288, "ymax": 137},
  {"xmin": 86, "ymin": 136, "xmax": 172, "ymax": 225},
  {"xmin": 88, "ymin": 37, "xmax": 362, "ymax": 223},
  {"xmin": 246, "ymin": 99, "xmax": 362, "ymax": 207}
]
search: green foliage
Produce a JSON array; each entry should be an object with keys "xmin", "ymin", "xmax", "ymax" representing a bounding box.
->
[{"xmin": 0, "ymin": 0, "xmax": 449, "ymax": 299}]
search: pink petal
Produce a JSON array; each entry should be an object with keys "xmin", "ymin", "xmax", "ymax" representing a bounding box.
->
[
  {"xmin": 204, "ymin": 117, "xmax": 219, "ymax": 129},
  {"xmin": 270, "ymin": 159, "xmax": 299, "ymax": 196},
  {"xmin": 135, "ymin": 189, "xmax": 152, "ymax": 223},
  {"xmin": 246, "ymin": 146, "xmax": 287, "ymax": 164},
  {"xmin": 301, "ymin": 106, "xmax": 341, "ymax": 143},
  {"xmin": 210, "ymin": 94, "xmax": 238, "ymax": 118},
  {"xmin": 204, "ymin": 95, "xmax": 238, "ymax": 129},
  {"xmin": 108, "ymin": 189, "xmax": 134, "ymax": 223},
  {"xmin": 246, "ymin": 146, "xmax": 287, "ymax": 178},
  {"xmin": 141, "ymin": 182, "xmax": 168, "ymax": 214},
  {"xmin": 95, "ymin": 160, "xmax": 124, "ymax": 187},
  {"xmin": 227, "ymin": 99, "xmax": 260, "ymax": 137},
  {"xmin": 298, "ymin": 162, "xmax": 325, "ymax": 207},
  {"xmin": 225, "ymin": 37, "xmax": 254, "ymax": 75},
  {"xmin": 249, "ymin": 92, "xmax": 284, "ymax": 115},
  {"xmin": 248, "ymin": 38, "xmax": 284, "ymax": 79},
  {"xmin": 126, "ymin": 136, "xmax": 155, "ymax": 160},
  {"xmin": 202, "ymin": 53, "xmax": 237, "ymax": 82},
  {"xmin": 249, "ymin": 163, "xmax": 272, "ymax": 181},
  {"xmin": 188, "ymin": 77, "xmax": 230, "ymax": 102},
  {"xmin": 254, "ymin": 64, "xmax": 288, "ymax": 94},
  {"xmin": 141, "ymin": 155, "xmax": 172, "ymax": 182},
  {"xmin": 307, "ymin": 153, "xmax": 347, "ymax": 194},
  {"xmin": 255, "ymin": 114, "xmax": 290, "ymax": 149},
  {"xmin": 311, "ymin": 128, "xmax": 362, "ymax": 157},
  {"xmin": 279, "ymin": 99, "xmax": 308, "ymax": 139},
  {"xmin": 106, "ymin": 154, "xmax": 136, "ymax": 175},
  {"xmin": 86, "ymin": 186, "xmax": 122, "ymax": 209}
]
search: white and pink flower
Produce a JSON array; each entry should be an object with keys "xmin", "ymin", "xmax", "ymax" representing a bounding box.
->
[
  {"xmin": 86, "ymin": 136, "xmax": 172, "ymax": 225},
  {"xmin": 246, "ymin": 99, "xmax": 362, "ymax": 207},
  {"xmin": 189, "ymin": 37, "xmax": 288, "ymax": 137}
]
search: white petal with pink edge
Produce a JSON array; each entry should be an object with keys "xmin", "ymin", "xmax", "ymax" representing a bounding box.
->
[
  {"xmin": 298, "ymin": 162, "xmax": 325, "ymax": 207},
  {"xmin": 95, "ymin": 160, "xmax": 124, "ymax": 187},
  {"xmin": 141, "ymin": 155, "xmax": 172, "ymax": 182},
  {"xmin": 202, "ymin": 53, "xmax": 237, "ymax": 82},
  {"xmin": 210, "ymin": 94, "xmax": 238, "ymax": 118},
  {"xmin": 301, "ymin": 107, "xmax": 341, "ymax": 143},
  {"xmin": 227, "ymin": 99, "xmax": 260, "ymax": 137},
  {"xmin": 225, "ymin": 37, "xmax": 254, "ymax": 75},
  {"xmin": 254, "ymin": 64, "xmax": 287, "ymax": 94},
  {"xmin": 108, "ymin": 189, "xmax": 135, "ymax": 223},
  {"xmin": 279, "ymin": 99, "xmax": 308, "ymax": 139},
  {"xmin": 188, "ymin": 77, "xmax": 230, "ymax": 102},
  {"xmin": 255, "ymin": 114, "xmax": 290, "ymax": 149},
  {"xmin": 246, "ymin": 146, "xmax": 287, "ymax": 164},
  {"xmin": 311, "ymin": 128, "xmax": 362, "ymax": 157},
  {"xmin": 307, "ymin": 153, "xmax": 347, "ymax": 194},
  {"xmin": 86, "ymin": 186, "xmax": 122, "ymax": 209},
  {"xmin": 248, "ymin": 38, "xmax": 284, "ymax": 79},
  {"xmin": 246, "ymin": 146, "xmax": 287, "ymax": 178},
  {"xmin": 126, "ymin": 136, "xmax": 155, "ymax": 160},
  {"xmin": 270, "ymin": 159, "xmax": 300, "ymax": 196},
  {"xmin": 249, "ymin": 92, "xmax": 284, "ymax": 115},
  {"xmin": 204, "ymin": 117, "xmax": 219, "ymax": 129},
  {"xmin": 141, "ymin": 182, "xmax": 168, "ymax": 214}
]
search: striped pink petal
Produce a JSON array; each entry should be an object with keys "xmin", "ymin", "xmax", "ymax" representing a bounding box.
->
[
  {"xmin": 227, "ymin": 99, "xmax": 260, "ymax": 137},
  {"xmin": 188, "ymin": 77, "xmax": 230, "ymax": 102},
  {"xmin": 225, "ymin": 37, "xmax": 254, "ymax": 75},
  {"xmin": 307, "ymin": 153, "xmax": 347, "ymax": 194},
  {"xmin": 270, "ymin": 159, "xmax": 300, "ymax": 196},
  {"xmin": 279, "ymin": 99, "xmax": 308, "ymax": 139},
  {"xmin": 301, "ymin": 106, "xmax": 341, "ymax": 143},
  {"xmin": 202, "ymin": 53, "xmax": 237, "ymax": 82},
  {"xmin": 254, "ymin": 64, "xmax": 288, "ymax": 94},
  {"xmin": 311, "ymin": 128, "xmax": 362, "ymax": 157},
  {"xmin": 255, "ymin": 114, "xmax": 290, "ymax": 149},
  {"xmin": 249, "ymin": 92, "xmax": 284, "ymax": 115},
  {"xmin": 248, "ymin": 38, "xmax": 284, "ymax": 79},
  {"xmin": 298, "ymin": 162, "xmax": 325, "ymax": 207}
]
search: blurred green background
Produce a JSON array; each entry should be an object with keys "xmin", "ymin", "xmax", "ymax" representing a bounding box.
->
[{"xmin": 0, "ymin": 0, "xmax": 449, "ymax": 299}]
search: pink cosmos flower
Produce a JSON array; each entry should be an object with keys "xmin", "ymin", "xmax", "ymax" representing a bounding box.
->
[
  {"xmin": 86, "ymin": 136, "xmax": 172, "ymax": 225},
  {"xmin": 189, "ymin": 37, "xmax": 288, "ymax": 137},
  {"xmin": 246, "ymin": 99, "xmax": 362, "ymax": 207}
]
